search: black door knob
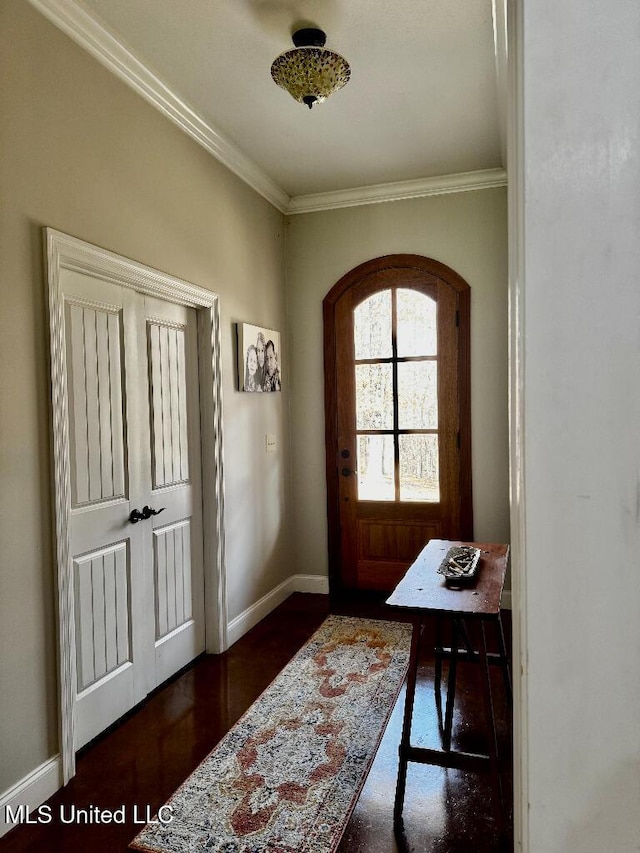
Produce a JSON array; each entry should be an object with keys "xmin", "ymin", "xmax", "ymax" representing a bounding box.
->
[
  {"xmin": 142, "ymin": 505, "xmax": 165, "ymax": 519},
  {"xmin": 129, "ymin": 506, "xmax": 166, "ymax": 523}
]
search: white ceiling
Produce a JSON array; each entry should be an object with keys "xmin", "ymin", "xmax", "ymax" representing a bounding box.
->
[{"xmin": 32, "ymin": 0, "xmax": 506, "ymax": 209}]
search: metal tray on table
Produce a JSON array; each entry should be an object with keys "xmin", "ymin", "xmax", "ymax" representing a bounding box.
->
[{"xmin": 436, "ymin": 546, "xmax": 481, "ymax": 583}]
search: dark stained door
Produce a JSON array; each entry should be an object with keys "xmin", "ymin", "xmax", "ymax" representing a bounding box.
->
[{"xmin": 324, "ymin": 255, "xmax": 472, "ymax": 592}]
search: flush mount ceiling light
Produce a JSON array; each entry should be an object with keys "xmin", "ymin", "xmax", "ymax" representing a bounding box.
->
[{"xmin": 270, "ymin": 27, "xmax": 351, "ymax": 109}]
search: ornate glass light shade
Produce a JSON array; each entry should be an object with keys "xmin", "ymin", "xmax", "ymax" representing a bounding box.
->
[{"xmin": 271, "ymin": 28, "xmax": 350, "ymax": 109}]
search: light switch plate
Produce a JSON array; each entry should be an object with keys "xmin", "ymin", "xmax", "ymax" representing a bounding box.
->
[{"xmin": 265, "ymin": 434, "xmax": 276, "ymax": 453}]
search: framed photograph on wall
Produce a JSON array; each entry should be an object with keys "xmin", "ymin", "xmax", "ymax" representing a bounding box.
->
[{"xmin": 237, "ymin": 323, "xmax": 282, "ymax": 392}]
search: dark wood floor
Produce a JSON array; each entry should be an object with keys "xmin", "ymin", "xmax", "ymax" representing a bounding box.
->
[{"xmin": 1, "ymin": 593, "xmax": 512, "ymax": 852}]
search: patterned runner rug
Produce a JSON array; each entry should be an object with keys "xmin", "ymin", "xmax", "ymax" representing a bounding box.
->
[{"xmin": 131, "ymin": 615, "xmax": 411, "ymax": 853}]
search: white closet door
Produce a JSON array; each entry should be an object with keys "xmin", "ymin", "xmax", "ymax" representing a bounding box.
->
[
  {"xmin": 61, "ymin": 270, "xmax": 204, "ymax": 750},
  {"xmin": 144, "ymin": 295, "xmax": 204, "ymax": 685}
]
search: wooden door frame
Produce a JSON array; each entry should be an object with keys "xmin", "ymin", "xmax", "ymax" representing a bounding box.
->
[
  {"xmin": 45, "ymin": 228, "xmax": 228, "ymax": 783},
  {"xmin": 323, "ymin": 254, "xmax": 472, "ymax": 595}
]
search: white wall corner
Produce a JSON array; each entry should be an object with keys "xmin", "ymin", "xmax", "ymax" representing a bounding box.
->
[
  {"xmin": 291, "ymin": 574, "xmax": 330, "ymax": 595},
  {"xmin": 491, "ymin": 0, "xmax": 509, "ymax": 168},
  {"xmin": 226, "ymin": 574, "xmax": 329, "ymax": 648},
  {"xmin": 226, "ymin": 577, "xmax": 295, "ymax": 648},
  {"xmin": 0, "ymin": 756, "xmax": 62, "ymax": 838}
]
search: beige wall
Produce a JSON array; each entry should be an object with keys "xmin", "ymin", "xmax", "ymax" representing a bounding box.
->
[
  {"xmin": 0, "ymin": 0, "xmax": 290, "ymax": 792},
  {"xmin": 285, "ymin": 189, "xmax": 509, "ymax": 582}
]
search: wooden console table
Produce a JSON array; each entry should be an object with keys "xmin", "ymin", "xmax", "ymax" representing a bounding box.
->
[{"xmin": 386, "ymin": 539, "xmax": 511, "ymax": 829}]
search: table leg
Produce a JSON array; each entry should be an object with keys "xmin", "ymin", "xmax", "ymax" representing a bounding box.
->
[
  {"xmin": 434, "ymin": 615, "xmax": 443, "ymax": 699},
  {"xmin": 458, "ymin": 617, "xmax": 476, "ymax": 660},
  {"xmin": 442, "ymin": 618, "xmax": 459, "ymax": 751},
  {"xmin": 497, "ymin": 612, "xmax": 512, "ymax": 705},
  {"xmin": 479, "ymin": 619, "xmax": 505, "ymax": 829},
  {"xmin": 394, "ymin": 615, "xmax": 422, "ymax": 824}
]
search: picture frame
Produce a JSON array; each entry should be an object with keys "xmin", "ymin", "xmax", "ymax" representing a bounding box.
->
[{"xmin": 236, "ymin": 322, "xmax": 282, "ymax": 392}]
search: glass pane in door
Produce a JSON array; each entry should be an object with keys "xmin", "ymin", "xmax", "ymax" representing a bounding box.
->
[
  {"xmin": 357, "ymin": 434, "xmax": 395, "ymax": 501},
  {"xmin": 354, "ymin": 290, "xmax": 392, "ymax": 359},
  {"xmin": 397, "ymin": 362, "xmax": 438, "ymax": 429},
  {"xmin": 399, "ymin": 434, "xmax": 440, "ymax": 502},
  {"xmin": 355, "ymin": 364, "xmax": 393, "ymax": 430},
  {"xmin": 397, "ymin": 289, "xmax": 437, "ymax": 357}
]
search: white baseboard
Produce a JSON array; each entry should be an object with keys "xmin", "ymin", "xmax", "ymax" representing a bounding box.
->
[
  {"xmin": 291, "ymin": 573, "xmax": 330, "ymax": 595},
  {"xmin": 501, "ymin": 589, "xmax": 512, "ymax": 610},
  {"xmin": 226, "ymin": 573, "xmax": 329, "ymax": 648},
  {"xmin": 0, "ymin": 755, "xmax": 62, "ymax": 838},
  {"xmin": 226, "ymin": 577, "xmax": 294, "ymax": 647}
]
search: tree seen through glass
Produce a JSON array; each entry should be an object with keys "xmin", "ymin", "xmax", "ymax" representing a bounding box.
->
[{"xmin": 354, "ymin": 287, "xmax": 439, "ymax": 502}]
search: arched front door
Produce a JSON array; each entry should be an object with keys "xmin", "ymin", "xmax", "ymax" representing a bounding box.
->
[{"xmin": 323, "ymin": 255, "xmax": 472, "ymax": 592}]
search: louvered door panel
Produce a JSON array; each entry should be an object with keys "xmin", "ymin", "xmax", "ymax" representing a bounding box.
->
[
  {"xmin": 148, "ymin": 321, "xmax": 189, "ymax": 489},
  {"xmin": 74, "ymin": 542, "xmax": 130, "ymax": 692},
  {"xmin": 66, "ymin": 300, "xmax": 126, "ymax": 507},
  {"xmin": 153, "ymin": 521, "xmax": 193, "ymax": 640}
]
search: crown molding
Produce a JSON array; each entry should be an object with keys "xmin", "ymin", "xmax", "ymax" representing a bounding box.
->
[
  {"xmin": 286, "ymin": 168, "xmax": 508, "ymax": 215},
  {"xmin": 27, "ymin": 0, "xmax": 506, "ymax": 218},
  {"xmin": 26, "ymin": 0, "xmax": 290, "ymax": 213}
]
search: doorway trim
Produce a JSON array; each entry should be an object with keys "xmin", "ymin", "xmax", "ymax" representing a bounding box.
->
[
  {"xmin": 507, "ymin": 0, "xmax": 529, "ymax": 849},
  {"xmin": 45, "ymin": 228, "xmax": 228, "ymax": 783}
]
